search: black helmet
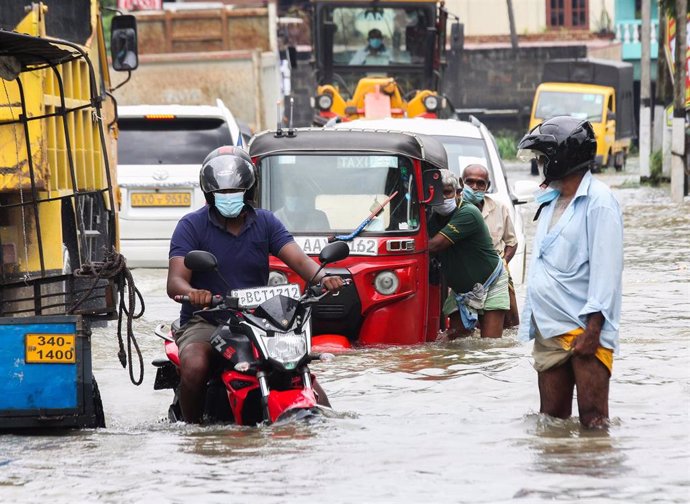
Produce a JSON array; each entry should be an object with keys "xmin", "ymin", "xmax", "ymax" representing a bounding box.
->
[
  {"xmin": 199, "ymin": 146, "xmax": 256, "ymax": 203},
  {"xmin": 517, "ymin": 116, "xmax": 597, "ymax": 183}
]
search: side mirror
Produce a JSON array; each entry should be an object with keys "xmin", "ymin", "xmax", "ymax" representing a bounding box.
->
[
  {"xmin": 450, "ymin": 21, "xmax": 464, "ymax": 53},
  {"xmin": 512, "ymin": 180, "xmax": 540, "ymax": 204},
  {"xmin": 184, "ymin": 250, "xmax": 218, "ymax": 272},
  {"xmin": 111, "ymin": 15, "xmax": 138, "ymax": 72},
  {"xmin": 319, "ymin": 241, "xmax": 350, "ymax": 265},
  {"xmin": 422, "ymin": 169, "xmax": 444, "ymax": 206}
]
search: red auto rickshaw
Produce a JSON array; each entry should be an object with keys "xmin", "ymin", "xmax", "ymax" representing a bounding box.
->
[{"xmin": 249, "ymin": 128, "xmax": 446, "ymax": 349}]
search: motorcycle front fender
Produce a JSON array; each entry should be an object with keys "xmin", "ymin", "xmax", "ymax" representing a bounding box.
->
[{"xmin": 267, "ymin": 388, "xmax": 317, "ymax": 423}]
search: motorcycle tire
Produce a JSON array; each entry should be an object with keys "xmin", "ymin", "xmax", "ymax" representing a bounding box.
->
[{"xmin": 168, "ymin": 392, "xmax": 183, "ymax": 423}]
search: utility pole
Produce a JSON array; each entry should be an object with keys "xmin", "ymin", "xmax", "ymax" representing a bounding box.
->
[
  {"xmin": 506, "ymin": 0, "xmax": 518, "ymax": 52},
  {"xmin": 639, "ymin": 0, "xmax": 652, "ymax": 178},
  {"xmin": 671, "ymin": 0, "xmax": 687, "ymax": 202}
]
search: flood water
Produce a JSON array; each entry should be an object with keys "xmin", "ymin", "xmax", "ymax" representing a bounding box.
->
[{"xmin": 1, "ymin": 159, "xmax": 689, "ymax": 503}]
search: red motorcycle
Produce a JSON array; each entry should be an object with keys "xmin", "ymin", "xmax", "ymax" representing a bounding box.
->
[{"xmin": 152, "ymin": 241, "xmax": 350, "ymax": 425}]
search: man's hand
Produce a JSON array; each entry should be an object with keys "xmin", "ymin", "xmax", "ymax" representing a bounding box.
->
[
  {"xmin": 185, "ymin": 289, "xmax": 213, "ymax": 307},
  {"xmin": 320, "ymin": 275, "xmax": 344, "ymax": 293},
  {"xmin": 572, "ymin": 312, "xmax": 604, "ymax": 356}
]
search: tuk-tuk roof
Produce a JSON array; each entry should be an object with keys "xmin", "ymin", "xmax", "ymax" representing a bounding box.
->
[
  {"xmin": 249, "ymin": 128, "xmax": 448, "ymax": 170},
  {"xmin": 0, "ymin": 30, "xmax": 81, "ymax": 71}
]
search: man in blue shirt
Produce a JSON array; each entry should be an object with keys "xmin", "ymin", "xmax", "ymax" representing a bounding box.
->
[
  {"xmin": 167, "ymin": 147, "xmax": 343, "ymax": 423},
  {"xmin": 517, "ymin": 117, "xmax": 623, "ymax": 428}
]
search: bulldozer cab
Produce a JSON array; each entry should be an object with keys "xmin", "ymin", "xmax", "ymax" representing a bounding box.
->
[{"xmin": 311, "ymin": 0, "xmax": 447, "ymax": 123}]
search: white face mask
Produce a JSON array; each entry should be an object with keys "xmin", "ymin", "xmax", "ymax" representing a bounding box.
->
[{"xmin": 436, "ymin": 198, "xmax": 457, "ymax": 216}]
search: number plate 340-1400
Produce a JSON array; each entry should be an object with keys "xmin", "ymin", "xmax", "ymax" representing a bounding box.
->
[{"xmin": 25, "ymin": 334, "xmax": 76, "ymax": 364}]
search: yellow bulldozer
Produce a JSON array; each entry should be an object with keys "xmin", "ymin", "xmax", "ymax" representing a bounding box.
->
[{"xmin": 310, "ymin": 0, "xmax": 459, "ymax": 124}]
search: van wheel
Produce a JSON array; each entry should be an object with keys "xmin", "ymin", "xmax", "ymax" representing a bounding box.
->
[
  {"xmin": 614, "ymin": 151, "xmax": 625, "ymax": 171},
  {"xmin": 530, "ymin": 158, "xmax": 539, "ymax": 176}
]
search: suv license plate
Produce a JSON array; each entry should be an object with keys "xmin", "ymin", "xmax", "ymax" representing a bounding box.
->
[
  {"xmin": 231, "ymin": 284, "xmax": 300, "ymax": 308},
  {"xmin": 131, "ymin": 192, "xmax": 191, "ymax": 207}
]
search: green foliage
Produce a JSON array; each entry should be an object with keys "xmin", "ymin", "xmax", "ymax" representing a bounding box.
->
[
  {"xmin": 494, "ymin": 131, "xmax": 520, "ymax": 160},
  {"xmin": 649, "ymin": 149, "xmax": 663, "ymax": 185}
]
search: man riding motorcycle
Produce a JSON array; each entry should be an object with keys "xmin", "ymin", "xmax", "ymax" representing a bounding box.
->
[{"xmin": 166, "ymin": 146, "xmax": 343, "ymax": 424}]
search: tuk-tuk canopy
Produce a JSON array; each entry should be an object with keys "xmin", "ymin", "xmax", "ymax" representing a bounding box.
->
[
  {"xmin": 0, "ymin": 30, "xmax": 82, "ymax": 73},
  {"xmin": 249, "ymin": 128, "xmax": 448, "ymax": 171}
]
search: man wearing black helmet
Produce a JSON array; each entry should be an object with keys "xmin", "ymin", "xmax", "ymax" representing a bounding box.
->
[
  {"xmin": 516, "ymin": 116, "xmax": 623, "ymax": 428},
  {"xmin": 166, "ymin": 146, "xmax": 344, "ymax": 424}
]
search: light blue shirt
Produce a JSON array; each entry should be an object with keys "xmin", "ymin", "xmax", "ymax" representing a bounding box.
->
[{"xmin": 518, "ymin": 171, "xmax": 623, "ymax": 352}]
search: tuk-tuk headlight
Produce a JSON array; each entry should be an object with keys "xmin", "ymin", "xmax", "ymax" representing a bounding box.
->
[
  {"xmin": 374, "ymin": 271, "xmax": 399, "ymax": 295},
  {"xmin": 268, "ymin": 271, "xmax": 288, "ymax": 286},
  {"xmin": 264, "ymin": 332, "xmax": 308, "ymax": 369},
  {"xmin": 423, "ymin": 95, "xmax": 439, "ymax": 112},
  {"xmin": 316, "ymin": 94, "xmax": 333, "ymax": 111}
]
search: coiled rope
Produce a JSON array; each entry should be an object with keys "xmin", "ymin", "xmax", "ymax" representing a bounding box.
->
[{"xmin": 69, "ymin": 248, "xmax": 146, "ymax": 386}]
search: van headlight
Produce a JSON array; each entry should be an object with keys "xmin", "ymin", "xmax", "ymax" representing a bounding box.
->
[
  {"xmin": 268, "ymin": 271, "xmax": 288, "ymax": 286},
  {"xmin": 264, "ymin": 332, "xmax": 308, "ymax": 369},
  {"xmin": 374, "ymin": 271, "xmax": 399, "ymax": 295}
]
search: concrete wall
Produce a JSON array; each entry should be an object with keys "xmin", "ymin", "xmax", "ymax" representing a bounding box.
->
[
  {"xmin": 114, "ymin": 51, "xmax": 280, "ymax": 131},
  {"xmin": 445, "ymin": 0, "xmax": 615, "ymax": 36}
]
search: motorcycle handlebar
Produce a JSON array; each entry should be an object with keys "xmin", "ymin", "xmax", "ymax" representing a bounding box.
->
[{"xmin": 174, "ymin": 294, "xmax": 224, "ymax": 307}]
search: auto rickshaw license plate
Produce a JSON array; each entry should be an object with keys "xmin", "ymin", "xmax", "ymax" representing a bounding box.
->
[
  {"xmin": 25, "ymin": 334, "xmax": 76, "ymax": 364},
  {"xmin": 131, "ymin": 192, "xmax": 191, "ymax": 207}
]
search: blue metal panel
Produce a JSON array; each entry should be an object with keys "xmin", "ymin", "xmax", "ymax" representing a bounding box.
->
[{"xmin": 0, "ymin": 322, "xmax": 78, "ymax": 410}]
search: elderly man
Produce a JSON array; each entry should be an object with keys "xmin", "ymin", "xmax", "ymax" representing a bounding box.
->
[
  {"xmin": 429, "ymin": 169, "xmax": 510, "ymax": 339},
  {"xmin": 516, "ymin": 116, "xmax": 623, "ymax": 428},
  {"xmin": 461, "ymin": 163, "xmax": 520, "ymax": 328}
]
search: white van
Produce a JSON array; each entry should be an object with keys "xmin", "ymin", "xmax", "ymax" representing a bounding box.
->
[{"xmin": 117, "ymin": 100, "xmax": 241, "ymax": 267}]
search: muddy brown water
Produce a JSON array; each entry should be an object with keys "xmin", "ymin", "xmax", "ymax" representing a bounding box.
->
[{"xmin": 1, "ymin": 159, "xmax": 688, "ymax": 503}]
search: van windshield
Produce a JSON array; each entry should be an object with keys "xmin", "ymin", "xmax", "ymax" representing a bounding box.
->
[
  {"xmin": 535, "ymin": 91, "xmax": 605, "ymax": 122},
  {"xmin": 118, "ymin": 117, "xmax": 233, "ymax": 165},
  {"xmin": 258, "ymin": 154, "xmax": 419, "ymax": 234},
  {"xmin": 434, "ymin": 136, "xmax": 495, "ymax": 190}
]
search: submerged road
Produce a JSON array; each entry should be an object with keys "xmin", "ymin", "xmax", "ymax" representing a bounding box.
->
[{"xmin": 1, "ymin": 157, "xmax": 688, "ymax": 503}]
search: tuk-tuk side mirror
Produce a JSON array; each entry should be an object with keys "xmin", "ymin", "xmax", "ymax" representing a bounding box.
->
[
  {"xmin": 421, "ymin": 169, "xmax": 444, "ymax": 206},
  {"xmin": 111, "ymin": 14, "xmax": 138, "ymax": 72},
  {"xmin": 450, "ymin": 21, "xmax": 464, "ymax": 53}
]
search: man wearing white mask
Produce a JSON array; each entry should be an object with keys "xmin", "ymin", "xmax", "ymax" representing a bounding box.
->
[{"xmin": 428, "ymin": 169, "xmax": 509, "ymax": 339}]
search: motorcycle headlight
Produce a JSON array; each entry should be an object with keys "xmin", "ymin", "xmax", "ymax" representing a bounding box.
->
[
  {"xmin": 264, "ymin": 332, "xmax": 308, "ymax": 369},
  {"xmin": 268, "ymin": 270, "xmax": 288, "ymax": 286},
  {"xmin": 374, "ymin": 270, "xmax": 399, "ymax": 295}
]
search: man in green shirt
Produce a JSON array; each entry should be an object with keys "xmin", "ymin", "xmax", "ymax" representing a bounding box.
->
[{"xmin": 429, "ymin": 170, "xmax": 509, "ymax": 339}]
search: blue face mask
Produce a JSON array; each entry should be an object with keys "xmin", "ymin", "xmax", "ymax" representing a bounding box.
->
[
  {"xmin": 369, "ymin": 38, "xmax": 383, "ymax": 50},
  {"xmin": 534, "ymin": 188, "xmax": 560, "ymax": 205},
  {"xmin": 214, "ymin": 191, "xmax": 246, "ymax": 218},
  {"xmin": 462, "ymin": 186, "xmax": 485, "ymax": 205}
]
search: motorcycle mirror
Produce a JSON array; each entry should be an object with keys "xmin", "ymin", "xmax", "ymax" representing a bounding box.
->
[
  {"xmin": 319, "ymin": 241, "xmax": 350, "ymax": 265},
  {"xmin": 184, "ymin": 250, "xmax": 218, "ymax": 272}
]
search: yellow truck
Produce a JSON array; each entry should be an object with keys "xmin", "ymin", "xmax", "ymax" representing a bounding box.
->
[
  {"xmin": 310, "ymin": 0, "xmax": 460, "ymax": 124},
  {"xmin": 528, "ymin": 58, "xmax": 635, "ymax": 171},
  {"xmin": 0, "ymin": 1, "xmax": 137, "ymax": 429}
]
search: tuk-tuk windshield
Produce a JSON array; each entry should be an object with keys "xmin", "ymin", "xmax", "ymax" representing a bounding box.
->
[{"xmin": 259, "ymin": 154, "xmax": 419, "ymax": 234}]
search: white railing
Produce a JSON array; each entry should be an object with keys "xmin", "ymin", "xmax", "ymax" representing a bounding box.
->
[{"xmin": 615, "ymin": 19, "xmax": 659, "ymax": 46}]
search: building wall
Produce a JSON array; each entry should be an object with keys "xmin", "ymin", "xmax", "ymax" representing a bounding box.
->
[{"xmin": 445, "ymin": 0, "xmax": 616, "ymax": 36}]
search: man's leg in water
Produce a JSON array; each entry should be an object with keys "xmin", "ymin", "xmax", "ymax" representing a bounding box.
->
[
  {"xmin": 572, "ymin": 355, "xmax": 610, "ymax": 428},
  {"xmin": 178, "ymin": 342, "xmax": 213, "ymax": 424},
  {"xmin": 538, "ymin": 361, "xmax": 575, "ymax": 419}
]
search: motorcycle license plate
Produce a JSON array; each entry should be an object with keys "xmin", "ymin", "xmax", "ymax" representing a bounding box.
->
[
  {"xmin": 231, "ymin": 284, "xmax": 300, "ymax": 308},
  {"xmin": 25, "ymin": 334, "xmax": 76, "ymax": 364}
]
